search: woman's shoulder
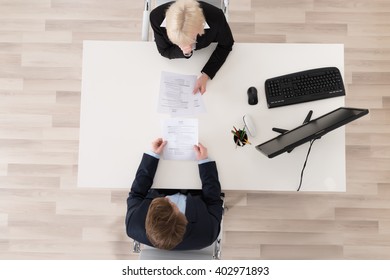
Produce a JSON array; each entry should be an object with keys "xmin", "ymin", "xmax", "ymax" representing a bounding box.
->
[
  {"xmin": 199, "ymin": 1, "xmax": 225, "ymax": 24},
  {"xmin": 150, "ymin": 2, "xmax": 172, "ymax": 23}
]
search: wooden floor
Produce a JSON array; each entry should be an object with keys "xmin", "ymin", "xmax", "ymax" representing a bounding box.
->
[{"xmin": 0, "ymin": 0, "xmax": 389, "ymax": 259}]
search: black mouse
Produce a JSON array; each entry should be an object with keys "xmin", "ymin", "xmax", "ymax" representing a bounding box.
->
[{"xmin": 247, "ymin": 86, "xmax": 258, "ymax": 105}]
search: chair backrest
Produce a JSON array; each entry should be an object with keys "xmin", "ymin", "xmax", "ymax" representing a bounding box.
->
[
  {"xmin": 142, "ymin": 0, "xmax": 229, "ymax": 41},
  {"xmin": 156, "ymin": 0, "xmax": 223, "ymax": 7},
  {"xmin": 139, "ymin": 243, "xmax": 216, "ymax": 260},
  {"xmin": 155, "ymin": 0, "xmax": 172, "ymax": 5},
  {"xmin": 135, "ymin": 225, "xmax": 222, "ymax": 260}
]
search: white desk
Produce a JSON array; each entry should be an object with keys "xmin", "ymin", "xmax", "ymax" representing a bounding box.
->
[{"xmin": 78, "ymin": 41, "xmax": 345, "ymax": 191}]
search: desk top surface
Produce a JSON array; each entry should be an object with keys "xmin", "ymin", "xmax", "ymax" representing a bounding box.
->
[{"xmin": 79, "ymin": 41, "xmax": 345, "ymax": 191}]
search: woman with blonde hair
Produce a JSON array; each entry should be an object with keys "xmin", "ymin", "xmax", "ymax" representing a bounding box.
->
[{"xmin": 150, "ymin": 0, "xmax": 234, "ymax": 94}]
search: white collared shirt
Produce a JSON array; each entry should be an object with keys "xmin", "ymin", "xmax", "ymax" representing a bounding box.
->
[
  {"xmin": 160, "ymin": 18, "xmax": 210, "ymax": 29},
  {"xmin": 166, "ymin": 193, "xmax": 187, "ymax": 214}
]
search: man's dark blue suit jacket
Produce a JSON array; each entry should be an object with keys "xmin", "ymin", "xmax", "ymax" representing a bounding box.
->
[{"xmin": 125, "ymin": 153, "xmax": 223, "ymax": 250}]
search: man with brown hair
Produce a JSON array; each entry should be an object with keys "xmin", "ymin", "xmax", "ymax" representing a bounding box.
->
[
  {"xmin": 125, "ymin": 138, "xmax": 223, "ymax": 250},
  {"xmin": 145, "ymin": 197, "xmax": 188, "ymax": 250}
]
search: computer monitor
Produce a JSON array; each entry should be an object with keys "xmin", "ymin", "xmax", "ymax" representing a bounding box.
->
[{"xmin": 255, "ymin": 107, "xmax": 369, "ymax": 158}]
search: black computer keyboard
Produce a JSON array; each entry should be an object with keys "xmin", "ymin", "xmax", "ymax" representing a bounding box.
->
[{"xmin": 265, "ymin": 67, "xmax": 345, "ymax": 108}]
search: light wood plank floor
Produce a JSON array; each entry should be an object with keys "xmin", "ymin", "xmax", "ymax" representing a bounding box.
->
[{"xmin": 0, "ymin": 0, "xmax": 389, "ymax": 259}]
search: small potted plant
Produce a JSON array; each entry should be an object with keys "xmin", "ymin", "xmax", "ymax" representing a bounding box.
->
[{"xmin": 231, "ymin": 126, "xmax": 251, "ymax": 147}]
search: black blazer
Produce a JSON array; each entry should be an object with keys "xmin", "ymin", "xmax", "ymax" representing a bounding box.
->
[
  {"xmin": 150, "ymin": 1, "xmax": 234, "ymax": 79},
  {"xmin": 125, "ymin": 153, "xmax": 223, "ymax": 250}
]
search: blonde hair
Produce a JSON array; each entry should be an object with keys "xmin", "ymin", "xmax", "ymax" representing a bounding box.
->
[
  {"xmin": 165, "ymin": 0, "xmax": 205, "ymax": 46},
  {"xmin": 145, "ymin": 197, "xmax": 188, "ymax": 250}
]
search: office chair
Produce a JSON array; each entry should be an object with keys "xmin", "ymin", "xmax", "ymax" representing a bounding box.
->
[
  {"xmin": 142, "ymin": 0, "xmax": 229, "ymax": 41},
  {"xmin": 132, "ymin": 192, "xmax": 225, "ymax": 260}
]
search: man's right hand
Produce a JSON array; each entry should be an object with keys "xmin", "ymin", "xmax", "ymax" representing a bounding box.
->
[
  {"xmin": 194, "ymin": 143, "xmax": 208, "ymax": 161},
  {"xmin": 152, "ymin": 138, "xmax": 167, "ymax": 155}
]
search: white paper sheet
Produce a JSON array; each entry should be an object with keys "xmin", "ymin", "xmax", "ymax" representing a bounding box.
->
[
  {"xmin": 162, "ymin": 118, "xmax": 198, "ymax": 161},
  {"xmin": 158, "ymin": 71, "xmax": 206, "ymax": 116}
]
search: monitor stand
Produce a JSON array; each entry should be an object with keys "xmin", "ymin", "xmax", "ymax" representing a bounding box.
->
[{"xmin": 272, "ymin": 110, "xmax": 319, "ymax": 153}]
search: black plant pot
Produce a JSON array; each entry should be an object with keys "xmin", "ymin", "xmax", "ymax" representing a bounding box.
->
[{"xmin": 233, "ymin": 130, "xmax": 248, "ymax": 146}]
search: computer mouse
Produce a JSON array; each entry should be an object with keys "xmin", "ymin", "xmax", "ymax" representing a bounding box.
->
[{"xmin": 247, "ymin": 86, "xmax": 258, "ymax": 105}]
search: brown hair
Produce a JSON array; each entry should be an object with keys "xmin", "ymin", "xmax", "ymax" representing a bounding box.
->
[{"xmin": 145, "ymin": 197, "xmax": 188, "ymax": 250}]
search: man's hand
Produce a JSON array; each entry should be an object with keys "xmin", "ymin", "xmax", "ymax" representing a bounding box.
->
[
  {"xmin": 193, "ymin": 73, "xmax": 209, "ymax": 95},
  {"xmin": 152, "ymin": 138, "xmax": 167, "ymax": 155},
  {"xmin": 193, "ymin": 143, "xmax": 208, "ymax": 161}
]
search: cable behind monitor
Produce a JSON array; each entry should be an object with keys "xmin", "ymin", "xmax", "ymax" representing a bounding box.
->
[{"xmin": 297, "ymin": 139, "xmax": 317, "ymax": 192}]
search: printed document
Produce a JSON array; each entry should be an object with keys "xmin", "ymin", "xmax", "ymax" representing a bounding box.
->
[
  {"xmin": 158, "ymin": 71, "xmax": 206, "ymax": 116},
  {"xmin": 162, "ymin": 118, "xmax": 198, "ymax": 161}
]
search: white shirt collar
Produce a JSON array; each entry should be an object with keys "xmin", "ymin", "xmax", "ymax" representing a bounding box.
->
[
  {"xmin": 166, "ymin": 193, "xmax": 187, "ymax": 214},
  {"xmin": 160, "ymin": 18, "xmax": 210, "ymax": 29}
]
